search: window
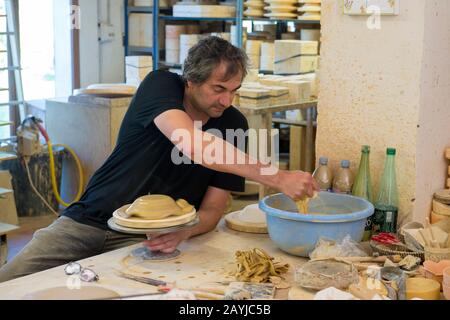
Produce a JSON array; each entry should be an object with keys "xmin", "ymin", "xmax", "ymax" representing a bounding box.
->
[
  {"xmin": 0, "ymin": 0, "xmax": 8, "ymax": 139},
  {"xmin": 18, "ymin": 0, "xmax": 55, "ymax": 101}
]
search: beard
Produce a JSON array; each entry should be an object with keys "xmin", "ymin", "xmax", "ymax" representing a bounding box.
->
[{"xmin": 190, "ymin": 94, "xmax": 226, "ymax": 118}]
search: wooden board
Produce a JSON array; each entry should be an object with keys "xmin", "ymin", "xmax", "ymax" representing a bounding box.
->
[
  {"xmin": 0, "ymin": 222, "xmax": 19, "ymax": 237},
  {"xmin": 113, "ymin": 205, "xmax": 197, "ymax": 229},
  {"xmin": 0, "ymin": 121, "xmax": 13, "ymax": 127},
  {"xmin": 74, "ymin": 84, "xmax": 137, "ymax": 98},
  {"xmin": 0, "ymin": 152, "xmax": 17, "ymax": 162},
  {"xmin": 225, "ymin": 205, "xmax": 268, "ymax": 234},
  {"xmin": 0, "ymin": 188, "xmax": 19, "ymax": 226},
  {"xmin": 446, "ymin": 148, "xmax": 450, "ymax": 160}
]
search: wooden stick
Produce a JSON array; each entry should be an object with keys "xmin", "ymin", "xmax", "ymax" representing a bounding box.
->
[{"xmin": 425, "ymin": 219, "xmax": 439, "ymax": 248}]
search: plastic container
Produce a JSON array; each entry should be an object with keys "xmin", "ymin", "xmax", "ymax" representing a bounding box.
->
[
  {"xmin": 313, "ymin": 157, "xmax": 333, "ymax": 191},
  {"xmin": 332, "ymin": 160, "xmax": 354, "ymax": 194},
  {"xmin": 259, "ymin": 192, "xmax": 374, "ymax": 257}
]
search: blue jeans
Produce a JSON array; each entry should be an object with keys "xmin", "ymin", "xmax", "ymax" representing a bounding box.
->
[{"xmin": 0, "ymin": 216, "xmax": 146, "ymax": 283}]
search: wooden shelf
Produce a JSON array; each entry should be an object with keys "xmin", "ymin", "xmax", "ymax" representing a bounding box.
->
[
  {"xmin": 244, "ymin": 17, "xmax": 321, "ymax": 24},
  {"xmin": 160, "ymin": 15, "xmax": 237, "ymax": 22}
]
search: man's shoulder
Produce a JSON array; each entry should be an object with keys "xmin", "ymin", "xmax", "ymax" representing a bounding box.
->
[
  {"xmin": 222, "ymin": 106, "xmax": 249, "ymax": 130},
  {"xmin": 144, "ymin": 69, "xmax": 183, "ymax": 83}
]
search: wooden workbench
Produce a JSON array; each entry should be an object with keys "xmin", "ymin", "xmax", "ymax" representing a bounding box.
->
[{"xmin": 0, "ymin": 219, "xmax": 314, "ymax": 300}]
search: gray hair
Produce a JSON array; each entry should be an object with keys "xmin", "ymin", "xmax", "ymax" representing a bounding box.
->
[{"xmin": 182, "ymin": 36, "xmax": 249, "ymax": 85}]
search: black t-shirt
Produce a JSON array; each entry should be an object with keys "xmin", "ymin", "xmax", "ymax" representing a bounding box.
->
[{"xmin": 63, "ymin": 70, "xmax": 248, "ymax": 230}]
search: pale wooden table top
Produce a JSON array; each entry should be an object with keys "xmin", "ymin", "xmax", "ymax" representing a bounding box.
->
[{"xmin": 0, "ymin": 219, "xmax": 313, "ymax": 300}]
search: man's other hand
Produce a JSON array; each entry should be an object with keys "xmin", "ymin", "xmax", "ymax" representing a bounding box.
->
[{"xmin": 143, "ymin": 229, "xmax": 192, "ymax": 253}]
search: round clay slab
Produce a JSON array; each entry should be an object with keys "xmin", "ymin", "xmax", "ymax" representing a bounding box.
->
[{"xmin": 23, "ymin": 286, "xmax": 120, "ymax": 300}]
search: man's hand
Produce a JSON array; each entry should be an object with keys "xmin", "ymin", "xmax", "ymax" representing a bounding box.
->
[
  {"xmin": 143, "ymin": 186, "xmax": 228, "ymax": 253},
  {"xmin": 276, "ymin": 170, "xmax": 320, "ymax": 201},
  {"xmin": 144, "ymin": 229, "xmax": 192, "ymax": 254}
]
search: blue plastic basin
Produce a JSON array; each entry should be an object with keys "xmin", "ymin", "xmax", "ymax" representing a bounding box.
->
[{"xmin": 259, "ymin": 192, "xmax": 374, "ymax": 257}]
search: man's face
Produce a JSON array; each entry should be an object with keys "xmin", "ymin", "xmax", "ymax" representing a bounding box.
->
[{"xmin": 187, "ymin": 62, "xmax": 243, "ymax": 118}]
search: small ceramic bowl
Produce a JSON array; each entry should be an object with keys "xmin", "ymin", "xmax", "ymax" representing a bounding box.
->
[{"xmin": 423, "ymin": 260, "xmax": 450, "ymax": 290}]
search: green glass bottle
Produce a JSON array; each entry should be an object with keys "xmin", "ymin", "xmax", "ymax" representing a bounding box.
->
[
  {"xmin": 352, "ymin": 145, "xmax": 374, "ymax": 241},
  {"xmin": 372, "ymin": 148, "xmax": 399, "ymax": 234}
]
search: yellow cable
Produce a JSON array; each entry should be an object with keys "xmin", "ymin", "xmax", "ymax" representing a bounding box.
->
[{"xmin": 47, "ymin": 141, "xmax": 84, "ymax": 207}]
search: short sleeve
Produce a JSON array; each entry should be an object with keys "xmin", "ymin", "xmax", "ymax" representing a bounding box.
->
[
  {"xmin": 208, "ymin": 107, "xmax": 249, "ymax": 192},
  {"xmin": 131, "ymin": 71, "xmax": 185, "ymax": 128}
]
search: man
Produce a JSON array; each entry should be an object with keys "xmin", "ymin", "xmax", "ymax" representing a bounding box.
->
[{"xmin": 0, "ymin": 37, "xmax": 318, "ymax": 283}]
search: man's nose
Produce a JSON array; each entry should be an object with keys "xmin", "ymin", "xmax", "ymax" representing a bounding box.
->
[{"xmin": 219, "ymin": 92, "xmax": 233, "ymax": 107}]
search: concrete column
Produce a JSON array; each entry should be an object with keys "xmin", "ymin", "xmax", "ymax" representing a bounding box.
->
[{"xmin": 316, "ymin": 0, "xmax": 450, "ymax": 225}]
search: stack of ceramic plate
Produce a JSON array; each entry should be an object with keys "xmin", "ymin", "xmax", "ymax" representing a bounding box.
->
[
  {"xmin": 297, "ymin": 0, "xmax": 321, "ymax": 21},
  {"xmin": 264, "ymin": 0, "xmax": 298, "ymax": 19},
  {"xmin": 244, "ymin": 0, "xmax": 265, "ymax": 18},
  {"xmin": 112, "ymin": 204, "xmax": 198, "ymax": 230}
]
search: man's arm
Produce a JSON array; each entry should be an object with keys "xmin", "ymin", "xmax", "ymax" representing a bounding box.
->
[
  {"xmin": 144, "ymin": 186, "xmax": 229, "ymax": 253},
  {"xmin": 155, "ymin": 109, "xmax": 319, "ymax": 201}
]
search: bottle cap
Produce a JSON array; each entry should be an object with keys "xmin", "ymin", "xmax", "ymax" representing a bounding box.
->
[
  {"xmin": 341, "ymin": 160, "xmax": 350, "ymax": 168},
  {"xmin": 387, "ymin": 148, "xmax": 396, "ymax": 155},
  {"xmin": 319, "ymin": 157, "xmax": 329, "ymax": 165},
  {"xmin": 362, "ymin": 145, "xmax": 370, "ymax": 153}
]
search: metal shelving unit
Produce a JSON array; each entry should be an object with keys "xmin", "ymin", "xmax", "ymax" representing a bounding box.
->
[
  {"xmin": 124, "ymin": 1, "xmax": 243, "ymax": 70},
  {"xmin": 124, "ymin": 1, "xmax": 321, "ymax": 71}
]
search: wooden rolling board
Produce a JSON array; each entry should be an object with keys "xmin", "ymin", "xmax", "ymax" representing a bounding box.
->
[
  {"xmin": 113, "ymin": 205, "xmax": 197, "ymax": 229},
  {"xmin": 225, "ymin": 206, "xmax": 268, "ymax": 234},
  {"xmin": 0, "ymin": 220, "xmax": 308, "ymax": 300},
  {"xmin": 74, "ymin": 84, "xmax": 137, "ymax": 98}
]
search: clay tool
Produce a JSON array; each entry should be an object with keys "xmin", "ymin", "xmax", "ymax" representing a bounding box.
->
[
  {"xmin": 335, "ymin": 256, "xmax": 402, "ymax": 264},
  {"xmin": 116, "ymin": 270, "xmax": 168, "ymax": 288},
  {"xmin": 371, "ymin": 233, "xmax": 414, "ymax": 251}
]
